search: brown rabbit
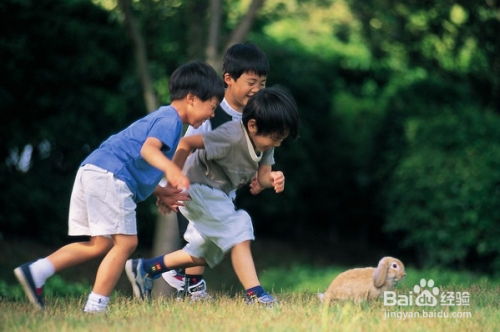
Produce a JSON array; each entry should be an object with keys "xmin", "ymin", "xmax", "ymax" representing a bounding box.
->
[{"xmin": 319, "ymin": 257, "xmax": 406, "ymax": 304}]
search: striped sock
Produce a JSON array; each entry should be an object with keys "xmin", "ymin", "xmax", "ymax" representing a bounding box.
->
[
  {"xmin": 186, "ymin": 274, "xmax": 203, "ymax": 285},
  {"xmin": 246, "ymin": 285, "xmax": 266, "ymax": 298},
  {"xmin": 142, "ymin": 256, "xmax": 169, "ymax": 278}
]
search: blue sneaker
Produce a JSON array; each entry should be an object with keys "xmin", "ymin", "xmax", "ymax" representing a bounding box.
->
[
  {"xmin": 125, "ymin": 259, "xmax": 153, "ymax": 300},
  {"xmin": 245, "ymin": 292, "xmax": 277, "ymax": 307},
  {"xmin": 14, "ymin": 262, "xmax": 44, "ymax": 310}
]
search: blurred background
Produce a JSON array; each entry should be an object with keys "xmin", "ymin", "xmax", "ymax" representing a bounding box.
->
[{"xmin": 1, "ymin": 0, "xmax": 499, "ymax": 287}]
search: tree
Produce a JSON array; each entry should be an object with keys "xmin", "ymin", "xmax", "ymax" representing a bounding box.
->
[{"xmin": 206, "ymin": 0, "xmax": 266, "ymax": 70}]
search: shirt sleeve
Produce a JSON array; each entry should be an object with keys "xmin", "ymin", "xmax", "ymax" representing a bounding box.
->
[
  {"xmin": 261, "ymin": 148, "xmax": 275, "ymax": 166},
  {"xmin": 147, "ymin": 116, "xmax": 182, "ymax": 156}
]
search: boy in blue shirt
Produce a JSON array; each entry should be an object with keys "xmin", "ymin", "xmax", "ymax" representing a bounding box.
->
[
  {"xmin": 13, "ymin": 61, "xmax": 224, "ymax": 313},
  {"xmin": 126, "ymin": 87, "xmax": 299, "ymax": 305}
]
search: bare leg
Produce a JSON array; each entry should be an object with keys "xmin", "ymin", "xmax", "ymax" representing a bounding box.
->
[
  {"xmin": 92, "ymin": 234, "xmax": 138, "ymax": 296},
  {"xmin": 184, "ymin": 266, "xmax": 205, "ymax": 275},
  {"xmin": 231, "ymin": 240, "xmax": 260, "ymax": 289},
  {"xmin": 47, "ymin": 236, "xmax": 113, "ymax": 272},
  {"xmin": 163, "ymin": 250, "xmax": 206, "ymax": 269}
]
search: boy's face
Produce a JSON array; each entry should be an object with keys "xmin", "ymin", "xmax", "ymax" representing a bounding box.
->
[
  {"xmin": 188, "ymin": 96, "xmax": 219, "ymax": 128},
  {"xmin": 224, "ymin": 71, "xmax": 267, "ymax": 111},
  {"xmin": 246, "ymin": 119, "xmax": 287, "ymax": 152}
]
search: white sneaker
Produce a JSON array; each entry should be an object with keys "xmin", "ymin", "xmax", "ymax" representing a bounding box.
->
[
  {"xmin": 162, "ymin": 271, "xmax": 212, "ymax": 301},
  {"xmin": 162, "ymin": 270, "xmax": 185, "ymax": 291},
  {"xmin": 186, "ymin": 279, "xmax": 212, "ymax": 302}
]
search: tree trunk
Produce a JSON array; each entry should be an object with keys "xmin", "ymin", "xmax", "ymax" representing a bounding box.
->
[
  {"xmin": 117, "ymin": 0, "xmax": 157, "ymax": 113},
  {"xmin": 118, "ymin": 0, "xmax": 176, "ymax": 297},
  {"xmin": 206, "ymin": 0, "xmax": 266, "ymax": 71},
  {"xmin": 206, "ymin": 0, "xmax": 222, "ymax": 70},
  {"xmin": 224, "ymin": 0, "xmax": 265, "ymax": 49}
]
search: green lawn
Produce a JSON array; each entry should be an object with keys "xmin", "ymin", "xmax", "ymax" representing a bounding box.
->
[
  {"xmin": 1, "ymin": 238, "xmax": 498, "ymax": 331},
  {"xmin": 1, "ymin": 287, "xmax": 498, "ymax": 332}
]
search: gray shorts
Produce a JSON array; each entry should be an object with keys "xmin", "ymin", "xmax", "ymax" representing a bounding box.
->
[
  {"xmin": 179, "ymin": 184, "xmax": 254, "ymax": 267},
  {"xmin": 68, "ymin": 164, "xmax": 137, "ymax": 236}
]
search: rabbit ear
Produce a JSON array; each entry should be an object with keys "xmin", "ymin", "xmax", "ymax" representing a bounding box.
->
[{"xmin": 373, "ymin": 257, "xmax": 389, "ymax": 288}]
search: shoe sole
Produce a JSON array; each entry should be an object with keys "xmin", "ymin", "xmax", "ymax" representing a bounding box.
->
[
  {"xmin": 13, "ymin": 267, "xmax": 43, "ymax": 310},
  {"xmin": 124, "ymin": 260, "xmax": 142, "ymax": 299}
]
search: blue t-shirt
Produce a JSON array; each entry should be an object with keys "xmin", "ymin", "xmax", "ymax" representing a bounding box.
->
[{"xmin": 82, "ymin": 106, "xmax": 182, "ymax": 202}]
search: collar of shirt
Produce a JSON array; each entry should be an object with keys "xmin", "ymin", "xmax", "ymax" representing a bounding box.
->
[
  {"xmin": 220, "ymin": 98, "xmax": 243, "ymax": 120},
  {"xmin": 240, "ymin": 121, "xmax": 262, "ymax": 162}
]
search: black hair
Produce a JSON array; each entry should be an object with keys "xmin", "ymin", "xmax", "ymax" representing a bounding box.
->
[
  {"xmin": 222, "ymin": 43, "xmax": 269, "ymax": 81},
  {"xmin": 169, "ymin": 61, "xmax": 225, "ymax": 102},
  {"xmin": 242, "ymin": 86, "xmax": 299, "ymax": 139}
]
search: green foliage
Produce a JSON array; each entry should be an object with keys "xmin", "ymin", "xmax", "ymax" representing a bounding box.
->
[
  {"xmin": 0, "ymin": 276, "xmax": 90, "ymax": 301},
  {"xmin": 0, "ymin": 0, "xmax": 146, "ymax": 243},
  {"xmin": 259, "ymin": 264, "xmax": 499, "ymax": 293},
  {"xmin": 379, "ymin": 78, "xmax": 500, "ymax": 273}
]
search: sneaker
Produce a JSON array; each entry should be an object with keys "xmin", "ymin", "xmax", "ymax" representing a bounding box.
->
[
  {"xmin": 186, "ymin": 279, "xmax": 212, "ymax": 302},
  {"xmin": 162, "ymin": 269, "xmax": 186, "ymax": 291},
  {"xmin": 125, "ymin": 259, "xmax": 153, "ymax": 300},
  {"xmin": 13, "ymin": 262, "xmax": 44, "ymax": 310},
  {"xmin": 245, "ymin": 292, "xmax": 277, "ymax": 306},
  {"xmin": 83, "ymin": 304, "xmax": 107, "ymax": 314}
]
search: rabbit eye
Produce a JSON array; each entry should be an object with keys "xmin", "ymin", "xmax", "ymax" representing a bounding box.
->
[{"xmin": 392, "ymin": 263, "xmax": 398, "ymax": 269}]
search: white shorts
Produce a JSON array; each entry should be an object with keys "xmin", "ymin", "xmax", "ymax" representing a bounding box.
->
[
  {"xmin": 179, "ymin": 184, "xmax": 254, "ymax": 267},
  {"xmin": 68, "ymin": 164, "xmax": 137, "ymax": 237}
]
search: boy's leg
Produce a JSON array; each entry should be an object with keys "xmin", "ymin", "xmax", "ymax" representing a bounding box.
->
[
  {"xmin": 231, "ymin": 240, "xmax": 260, "ymax": 289},
  {"xmin": 14, "ymin": 236, "xmax": 112, "ymax": 310},
  {"xmin": 231, "ymin": 240, "xmax": 276, "ymax": 305},
  {"xmin": 84, "ymin": 234, "xmax": 137, "ymax": 312},
  {"xmin": 48, "ymin": 236, "xmax": 114, "ymax": 270},
  {"xmin": 163, "ymin": 210, "xmax": 210, "ymax": 300}
]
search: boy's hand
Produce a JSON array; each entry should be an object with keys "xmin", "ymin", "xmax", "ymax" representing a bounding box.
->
[
  {"xmin": 249, "ymin": 176, "xmax": 264, "ymax": 195},
  {"xmin": 166, "ymin": 169, "xmax": 190, "ymax": 192},
  {"xmin": 270, "ymin": 171, "xmax": 285, "ymax": 193},
  {"xmin": 154, "ymin": 185, "xmax": 190, "ymax": 214}
]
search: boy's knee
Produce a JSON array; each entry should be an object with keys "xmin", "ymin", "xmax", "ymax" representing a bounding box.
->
[
  {"xmin": 91, "ymin": 236, "xmax": 114, "ymax": 255},
  {"xmin": 113, "ymin": 235, "xmax": 138, "ymax": 255}
]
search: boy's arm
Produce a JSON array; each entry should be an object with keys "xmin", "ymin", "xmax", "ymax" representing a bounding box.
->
[
  {"xmin": 172, "ymin": 134, "xmax": 205, "ymax": 169},
  {"xmin": 256, "ymin": 164, "xmax": 285, "ymax": 193},
  {"xmin": 140, "ymin": 137, "xmax": 189, "ymax": 189}
]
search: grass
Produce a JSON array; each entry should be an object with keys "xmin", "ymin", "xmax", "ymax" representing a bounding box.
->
[
  {"xmin": 1, "ymin": 287, "xmax": 498, "ymax": 332},
  {"xmin": 1, "ymin": 238, "xmax": 499, "ymax": 331}
]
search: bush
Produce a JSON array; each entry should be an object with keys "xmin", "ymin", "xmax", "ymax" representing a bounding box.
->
[{"xmin": 380, "ymin": 79, "xmax": 500, "ymax": 273}]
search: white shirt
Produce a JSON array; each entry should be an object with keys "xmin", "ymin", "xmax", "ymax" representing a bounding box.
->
[{"xmin": 184, "ymin": 98, "xmax": 242, "ymax": 136}]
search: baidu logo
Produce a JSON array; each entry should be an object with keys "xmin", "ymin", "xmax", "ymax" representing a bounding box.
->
[
  {"xmin": 384, "ymin": 278, "xmax": 470, "ymax": 307},
  {"xmin": 413, "ymin": 278, "xmax": 440, "ymax": 306}
]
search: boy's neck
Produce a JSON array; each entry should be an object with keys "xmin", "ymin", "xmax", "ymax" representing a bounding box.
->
[
  {"xmin": 170, "ymin": 100, "xmax": 187, "ymax": 122},
  {"xmin": 223, "ymin": 97, "xmax": 243, "ymax": 113}
]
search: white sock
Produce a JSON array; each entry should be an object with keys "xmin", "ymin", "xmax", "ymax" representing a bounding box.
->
[
  {"xmin": 30, "ymin": 258, "xmax": 55, "ymax": 288},
  {"xmin": 84, "ymin": 292, "xmax": 110, "ymax": 312}
]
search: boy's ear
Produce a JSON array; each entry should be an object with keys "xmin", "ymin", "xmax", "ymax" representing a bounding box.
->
[
  {"xmin": 186, "ymin": 92, "xmax": 196, "ymax": 105},
  {"xmin": 223, "ymin": 73, "xmax": 235, "ymax": 86},
  {"xmin": 247, "ymin": 119, "xmax": 258, "ymax": 134}
]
